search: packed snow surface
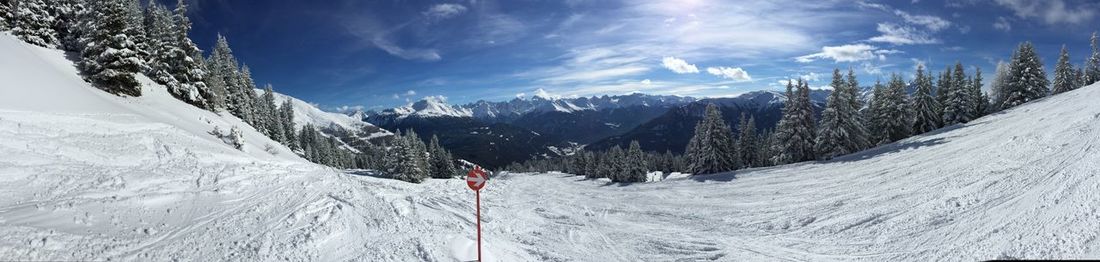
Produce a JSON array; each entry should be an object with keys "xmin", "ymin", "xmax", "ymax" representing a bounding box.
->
[{"xmin": 3, "ymin": 34, "xmax": 1100, "ymax": 261}]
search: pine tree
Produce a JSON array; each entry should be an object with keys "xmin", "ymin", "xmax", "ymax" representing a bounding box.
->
[
  {"xmin": 881, "ymin": 74, "xmax": 913, "ymax": 143},
  {"xmin": 845, "ymin": 69, "xmax": 870, "ymax": 151},
  {"xmin": 971, "ymin": 68, "xmax": 988, "ymax": 118},
  {"xmin": 261, "ymin": 85, "xmax": 286, "ymax": 142},
  {"xmin": 144, "ymin": 1, "xmax": 176, "ymax": 87},
  {"xmin": 394, "ymin": 130, "xmax": 429, "ymax": 183},
  {"xmin": 686, "ymin": 104, "xmax": 738, "ymax": 175},
  {"xmin": 815, "ymin": 68, "xmax": 867, "ymax": 160},
  {"xmin": 1087, "ymin": 32, "xmax": 1100, "ymax": 86},
  {"xmin": 122, "ymin": 0, "xmax": 148, "ymax": 66},
  {"xmin": 911, "ymin": 65, "xmax": 940, "ymax": 134},
  {"xmin": 943, "ymin": 62, "xmax": 970, "ymax": 125},
  {"xmin": 936, "ymin": 67, "xmax": 953, "ymax": 115},
  {"xmin": 737, "ymin": 113, "xmax": 758, "ymax": 167},
  {"xmin": 774, "ymin": 79, "xmax": 817, "ymax": 163},
  {"xmin": 428, "ymin": 135, "xmax": 458, "ymax": 179},
  {"xmin": 1053, "ymin": 45, "xmax": 1076, "ymax": 95},
  {"xmin": 990, "ymin": 61, "xmax": 1011, "ymax": 110},
  {"xmin": 1003, "ymin": 42, "xmax": 1049, "ymax": 108},
  {"xmin": 10, "ymin": 0, "xmax": 58, "ymax": 47},
  {"xmin": 1076, "ymin": 65, "xmax": 1087, "ymax": 89},
  {"xmin": 238, "ymin": 65, "xmax": 261, "ymax": 124},
  {"xmin": 53, "ymin": 0, "xmax": 86, "ymax": 52},
  {"xmin": 209, "ymin": 34, "xmax": 250, "ymax": 116},
  {"xmin": 756, "ymin": 129, "xmax": 775, "ymax": 167},
  {"xmin": 867, "ymin": 80, "xmax": 887, "ymax": 144},
  {"xmin": 160, "ymin": 0, "xmax": 209, "ymax": 108},
  {"xmin": 621, "ymin": 140, "xmax": 648, "ymax": 182},
  {"xmin": 846, "ymin": 69, "xmax": 864, "ymax": 114},
  {"xmin": 279, "ymin": 100, "xmax": 299, "ymax": 149},
  {"xmin": 80, "ymin": 0, "xmax": 143, "ymax": 97},
  {"xmin": 0, "ymin": 0, "xmax": 10, "ymax": 30}
]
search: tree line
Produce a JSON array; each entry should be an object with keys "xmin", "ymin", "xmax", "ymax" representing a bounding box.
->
[
  {"xmin": 0, "ymin": 0, "xmax": 464, "ymax": 183},
  {"xmin": 508, "ymin": 37, "xmax": 1100, "ymax": 179}
]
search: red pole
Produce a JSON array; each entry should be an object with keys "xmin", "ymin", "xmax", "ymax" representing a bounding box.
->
[{"xmin": 476, "ymin": 190, "xmax": 482, "ymax": 262}]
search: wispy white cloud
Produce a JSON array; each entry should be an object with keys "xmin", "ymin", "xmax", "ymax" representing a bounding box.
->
[
  {"xmin": 993, "ymin": 16, "xmax": 1012, "ymax": 32},
  {"xmin": 868, "ymin": 22, "xmax": 940, "ymax": 45},
  {"xmin": 796, "ymin": 44, "xmax": 899, "ymax": 63},
  {"xmin": 705, "ymin": 66, "xmax": 752, "ymax": 81},
  {"xmin": 542, "ymin": 66, "xmax": 651, "ymax": 84},
  {"xmin": 661, "ymin": 57, "xmax": 700, "ymax": 74},
  {"xmin": 893, "ymin": 10, "xmax": 951, "ymax": 31},
  {"xmin": 993, "ymin": 0, "xmax": 1096, "ymax": 25},
  {"xmin": 423, "ymin": 4, "xmax": 468, "ymax": 20}
]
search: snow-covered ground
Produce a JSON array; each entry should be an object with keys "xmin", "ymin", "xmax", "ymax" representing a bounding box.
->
[{"xmin": 3, "ymin": 32, "xmax": 1100, "ymax": 261}]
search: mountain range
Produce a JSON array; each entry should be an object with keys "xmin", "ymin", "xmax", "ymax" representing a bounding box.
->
[{"xmin": 358, "ymin": 90, "xmax": 833, "ymax": 168}]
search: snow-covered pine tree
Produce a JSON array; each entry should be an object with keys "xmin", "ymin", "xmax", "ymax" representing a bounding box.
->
[
  {"xmin": 52, "ymin": 0, "xmax": 86, "ymax": 53},
  {"xmin": 601, "ymin": 145, "xmax": 622, "ymax": 179},
  {"xmin": 209, "ymin": 34, "xmax": 250, "ymax": 117},
  {"xmin": 261, "ymin": 84, "xmax": 286, "ymax": 142},
  {"xmin": 0, "ymin": 0, "xmax": 10, "ymax": 30},
  {"xmin": 428, "ymin": 135, "xmax": 458, "ymax": 179},
  {"xmin": 584, "ymin": 151, "xmax": 599, "ymax": 179},
  {"xmin": 686, "ymin": 103, "xmax": 738, "ymax": 175},
  {"xmin": 1053, "ymin": 45, "xmax": 1076, "ymax": 95},
  {"xmin": 279, "ymin": 100, "xmax": 298, "ymax": 149},
  {"xmin": 122, "ymin": 0, "xmax": 148, "ymax": 67},
  {"xmin": 622, "ymin": 140, "xmax": 647, "ymax": 182},
  {"xmin": 252, "ymin": 84, "xmax": 273, "ymax": 136},
  {"xmin": 971, "ymin": 68, "xmax": 989, "ymax": 118},
  {"xmin": 1087, "ymin": 32, "xmax": 1100, "ymax": 86},
  {"xmin": 845, "ymin": 69, "xmax": 870, "ymax": 151},
  {"xmin": 794, "ymin": 79, "xmax": 817, "ymax": 160},
  {"xmin": 943, "ymin": 62, "xmax": 968, "ymax": 125},
  {"xmin": 815, "ymin": 69, "xmax": 862, "ymax": 160},
  {"xmin": 774, "ymin": 79, "xmax": 817, "ymax": 163},
  {"xmin": 867, "ymin": 80, "xmax": 887, "ymax": 144},
  {"xmin": 144, "ymin": 2, "xmax": 177, "ymax": 89},
  {"xmin": 1003, "ymin": 42, "xmax": 1049, "ymax": 108},
  {"xmin": 935, "ymin": 67, "xmax": 953, "ymax": 118},
  {"xmin": 79, "ymin": 0, "xmax": 143, "ymax": 97},
  {"xmin": 910, "ymin": 65, "xmax": 940, "ymax": 134},
  {"xmin": 394, "ymin": 130, "xmax": 430, "ymax": 183},
  {"xmin": 10, "ymin": 0, "xmax": 58, "ymax": 47},
  {"xmin": 881, "ymin": 74, "xmax": 913, "ymax": 143},
  {"xmin": 737, "ymin": 113, "xmax": 758, "ymax": 167},
  {"xmin": 161, "ymin": 0, "xmax": 211, "ymax": 109},
  {"xmin": 990, "ymin": 61, "xmax": 1010, "ymax": 110},
  {"xmin": 1076, "ymin": 65, "xmax": 1087, "ymax": 89},
  {"xmin": 846, "ymin": 69, "xmax": 864, "ymax": 116},
  {"xmin": 756, "ymin": 129, "xmax": 775, "ymax": 167},
  {"xmin": 238, "ymin": 65, "xmax": 261, "ymax": 124}
]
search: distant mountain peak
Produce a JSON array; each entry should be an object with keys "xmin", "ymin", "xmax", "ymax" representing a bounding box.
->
[{"xmin": 369, "ymin": 92, "xmax": 697, "ymax": 123}]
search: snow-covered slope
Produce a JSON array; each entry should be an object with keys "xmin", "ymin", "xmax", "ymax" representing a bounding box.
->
[{"xmin": 259, "ymin": 89, "xmax": 391, "ymax": 140}]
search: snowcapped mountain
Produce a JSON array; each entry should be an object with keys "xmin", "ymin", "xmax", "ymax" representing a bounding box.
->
[
  {"xmin": 362, "ymin": 93, "xmax": 697, "ymax": 166},
  {"xmin": 258, "ymin": 89, "xmax": 391, "ymax": 151},
  {"xmin": 368, "ymin": 93, "xmax": 696, "ymax": 123}
]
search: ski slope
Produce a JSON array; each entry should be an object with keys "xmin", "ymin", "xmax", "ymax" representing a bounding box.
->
[{"xmin": 2, "ymin": 32, "xmax": 1100, "ymax": 261}]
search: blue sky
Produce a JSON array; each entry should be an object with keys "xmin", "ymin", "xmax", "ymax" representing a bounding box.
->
[{"xmin": 175, "ymin": 0, "xmax": 1100, "ymax": 111}]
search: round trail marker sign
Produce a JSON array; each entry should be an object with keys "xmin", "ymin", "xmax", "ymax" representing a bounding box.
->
[{"xmin": 467, "ymin": 167, "xmax": 488, "ymax": 191}]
